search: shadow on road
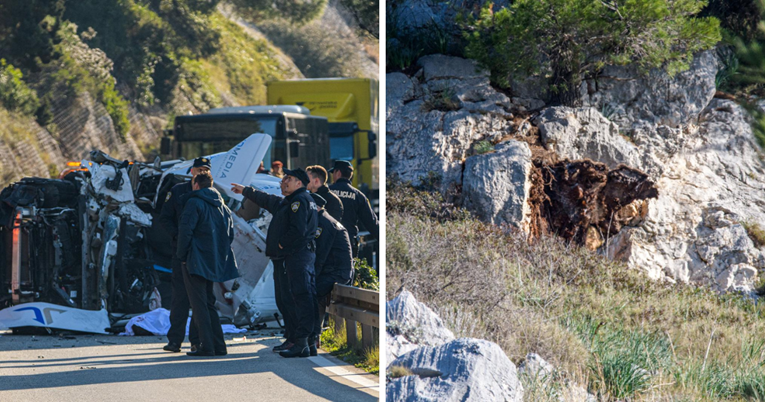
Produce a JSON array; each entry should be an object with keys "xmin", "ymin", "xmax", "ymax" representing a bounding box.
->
[{"xmin": 0, "ymin": 338, "xmax": 376, "ymax": 401}]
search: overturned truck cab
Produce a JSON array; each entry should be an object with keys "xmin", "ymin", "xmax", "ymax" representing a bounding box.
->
[{"xmin": 0, "ymin": 134, "xmax": 287, "ymax": 334}]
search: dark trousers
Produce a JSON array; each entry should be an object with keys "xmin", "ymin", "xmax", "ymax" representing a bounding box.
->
[
  {"xmin": 273, "ymin": 259, "xmax": 294, "ymax": 341},
  {"xmin": 167, "ymin": 258, "xmax": 198, "ymax": 346},
  {"xmin": 182, "ymin": 263, "xmax": 226, "ymax": 354},
  {"xmin": 278, "ymin": 249, "xmax": 316, "ymax": 341},
  {"xmin": 312, "ymin": 274, "xmax": 348, "ymax": 339}
]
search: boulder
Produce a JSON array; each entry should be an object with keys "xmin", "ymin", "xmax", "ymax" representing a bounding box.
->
[
  {"xmin": 387, "ymin": 338, "xmax": 524, "ymax": 402},
  {"xmin": 462, "ymin": 141, "xmax": 533, "ymax": 230},
  {"xmin": 386, "ymin": 56, "xmax": 517, "ymax": 194},
  {"xmin": 387, "ymin": 290, "xmax": 456, "ymax": 365}
]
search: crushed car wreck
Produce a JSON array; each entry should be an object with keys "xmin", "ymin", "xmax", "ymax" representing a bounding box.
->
[{"xmin": 0, "ymin": 133, "xmax": 297, "ymax": 334}]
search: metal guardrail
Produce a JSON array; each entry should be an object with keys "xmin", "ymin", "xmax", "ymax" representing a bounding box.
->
[{"xmin": 328, "ymin": 284, "xmax": 379, "ymax": 349}]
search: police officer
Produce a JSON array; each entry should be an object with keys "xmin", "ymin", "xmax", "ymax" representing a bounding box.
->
[
  {"xmin": 329, "ymin": 160, "xmax": 379, "ymax": 257},
  {"xmin": 309, "ymin": 193, "xmax": 353, "ymax": 355},
  {"xmin": 177, "ymin": 172, "xmax": 238, "ymax": 357},
  {"xmin": 231, "ymin": 168, "xmax": 318, "ymax": 358},
  {"xmin": 306, "ymin": 165, "xmax": 343, "ymax": 221},
  {"xmin": 159, "ymin": 157, "xmax": 209, "ymax": 353}
]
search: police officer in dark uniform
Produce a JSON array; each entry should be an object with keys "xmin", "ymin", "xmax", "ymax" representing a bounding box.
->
[
  {"xmin": 231, "ymin": 168, "xmax": 319, "ymax": 358},
  {"xmin": 329, "ymin": 160, "xmax": 379, "ymax": 257},
  {"xmin": 306, "ymin": 165, "xmax": 343, "ymax": 222},
  {"xmin": 309, "ymin": 193, "xmax": 353, "ymax": 355},
  {"xmin": 160, "ymin": 157, "xmax": 210, "ymax": 353}
]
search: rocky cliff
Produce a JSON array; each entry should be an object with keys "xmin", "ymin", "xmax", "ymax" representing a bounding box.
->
[{"xmin": 387, "ymin": 52, "xmax": 765, "ymax": 292}]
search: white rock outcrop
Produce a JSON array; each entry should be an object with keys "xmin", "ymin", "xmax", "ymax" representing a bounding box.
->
[
  {"xmin": 462, "ymin": 140, "xmax": 533, "ymax": 230},
  {"xmin": 386, "ymin": 290, "xmax": 456, "ymax": 365},
  {"xmin": 387, "ymin": 339, "xmax": 524, "ymax": 402},
  {"xmin": 386, "ymin": 56, "xmax": 515, "ymax": 195}
]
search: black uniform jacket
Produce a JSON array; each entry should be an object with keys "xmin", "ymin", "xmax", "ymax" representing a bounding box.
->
[
  {"xmin": 329, "ymin": 178, "xmax": 379, "ymax": 240},
  {"xmin": 242, "ymin": 186, "xmax": 318, "ymax": 259},
  {"xmin": 314, "ymin": 209, "xmax": 353, "ymax": 282},
  {"xmin": 176, "ymin": 188, "xmax": 238, "ymax": 283},
  {"xmin": 159, "ymin": 181, "xmax": 192, "ymax": 245},
  {"xmin": 316, "ymin": 184, "xmax": 343, "ymax": 222}
]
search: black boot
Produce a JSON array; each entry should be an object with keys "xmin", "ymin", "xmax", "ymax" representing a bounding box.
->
[
  {"xmin": 163, "ymin": 342, "xmax": 181, "ymax": 352},
  {"xmin": 273, "ymin": 340, "xmax": 294, "ymax": 352},
  {"xmin": 279, "ymin": 338, "xmax": 310, "ymax": 358},
  {"xmin": 309, "ymin": 336, "xmax": 318, "ymax": 357}
]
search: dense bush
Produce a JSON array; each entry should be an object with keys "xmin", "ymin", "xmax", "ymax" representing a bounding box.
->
[
  {"xmin": 0, "ymin": 60, "xmax": 40, "ymax": 116},
  {"xmin": 463, "ymin": 0, "xmax": 721, "ymax": 105}
]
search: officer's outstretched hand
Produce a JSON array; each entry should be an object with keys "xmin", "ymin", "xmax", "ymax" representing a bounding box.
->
[{"xmin": 231, "ymin": 183, "xmax": 245, "ymax": 194}]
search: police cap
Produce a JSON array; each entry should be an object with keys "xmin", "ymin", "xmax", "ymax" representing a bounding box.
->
[
  {"xmin": 328, "ymin": 160, "xmax": 353, "ymax": 173},
  {"xmin": 283, "ymin": 168, "xmax": 310, "ymax": 186},
  {"xmin": 193, "ymin": 157, "xmax": 211, "ymax": 169}
]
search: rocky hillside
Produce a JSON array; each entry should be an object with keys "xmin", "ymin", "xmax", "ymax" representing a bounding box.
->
[
  {"xmin": 387, "ymin": 52, "xmax": 765, "ymax": 293},
  {"xmin": 0, "ymin": 0, "xmax": 377, "ymax": 186}
]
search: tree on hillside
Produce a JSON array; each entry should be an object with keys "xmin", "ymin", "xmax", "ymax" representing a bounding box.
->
[
  {"xmin": 463, "ymin": 0, "xmax": 721, "ymax": 106},
  {"xmin": 228, "ymin": 0, "xmax": 328, "ymax": 25},
  {"xmin": 0, "ymin": 0, "xmax": 66, "ymax": 71}
]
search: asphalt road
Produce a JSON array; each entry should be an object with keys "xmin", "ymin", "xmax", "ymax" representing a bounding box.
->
[{"xmin": 0, "ymin": 329, "xmax": 379, "ymax": 402}]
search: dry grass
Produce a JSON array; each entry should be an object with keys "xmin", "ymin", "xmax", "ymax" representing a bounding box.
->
[{"xmin": 387, "ymin": 183, "xmax": 765, "ymax": 401}]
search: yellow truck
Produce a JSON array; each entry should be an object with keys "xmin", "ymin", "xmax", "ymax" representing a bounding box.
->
[{"xmin": 266, "ymin": 78, "xmax": 379, "ymax": 202}]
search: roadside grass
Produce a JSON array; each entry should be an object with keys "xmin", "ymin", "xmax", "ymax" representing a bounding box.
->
[
  {"xmin": 387, "ymin": 182, "xmax": 765, "ymax": 401},
  {"xmin": 320, "ymin": 318, "xmax": 379, "ymax": 375}
]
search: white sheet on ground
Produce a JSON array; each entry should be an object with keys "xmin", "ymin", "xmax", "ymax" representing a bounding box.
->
[{"xmin": 119, "ymin": 308, "xmax": 247, "ymax": 336}]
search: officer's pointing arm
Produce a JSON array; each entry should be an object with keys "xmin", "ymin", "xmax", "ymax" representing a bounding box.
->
[
  {"xmin": 241, "ymin": 186, "xmax": 283, "ymax": 214},
  {"xmin": 358, "ymin": 194, "xmax": 379, "ymax": 240},
  {"xmin": 176, "ymin": 200, "xmax": 200, "ymax": 261}
]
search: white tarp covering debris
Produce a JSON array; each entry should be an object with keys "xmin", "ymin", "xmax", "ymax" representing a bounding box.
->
[
  {"xmin": 0, "ymin": 302, "xmax": 110, "ymax": 334},
  {"xmin": 119, "ymin": 308, "xmax": 247, "ymax": 336}
]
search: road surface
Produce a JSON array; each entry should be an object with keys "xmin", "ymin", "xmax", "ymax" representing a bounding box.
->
[{"xmin": 0, "ymin": 329, "xmax": 379, "ymax": 402}]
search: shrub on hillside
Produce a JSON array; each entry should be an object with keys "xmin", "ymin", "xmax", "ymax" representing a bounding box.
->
[
  {"xmin": 0, "ymin": 60, "xmax": 40, "ymax": 116},
  {"xmin": 462, "ymin": 0, "xmax": 721, "ymax": 105}
]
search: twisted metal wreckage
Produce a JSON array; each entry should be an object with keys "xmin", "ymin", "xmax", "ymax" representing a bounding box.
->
[{"xmin": 0, "ymin": 134, "xmax": 283, "ymax": 334}]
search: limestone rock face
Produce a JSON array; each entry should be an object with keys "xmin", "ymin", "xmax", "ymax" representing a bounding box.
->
[
  {"xmin": 603, "ymin": 99, "xmax": 765, "ymax": 291},
  {"xmin": 582, "ymin": 50, "xmax": 718, "ymax": 131},
  {"xmin": 386, "ymin": 290, "xmax": 456, "ymax": 365},
  {"xmin": 534, "ymin": 107, "xmax": 642, "ymax": 170},
  {"xmin": 462, "ymin": 141, "xmax": 533, "ymax": 229},
  {"xmin": 386, "ymin": 56, "xmax": 515, "ymax": 194},
  {"xmin": 387, "ymin": 338, "xmax": 524, "ymax": 402},
  {"xmin": 387, "ymin": 52, "xmax": 765, "ymax": 292}
]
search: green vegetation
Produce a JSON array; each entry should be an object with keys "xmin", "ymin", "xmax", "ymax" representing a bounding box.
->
[
  {"xmin": 0, "ymin": 60, "xmax": 39, "ymax": 116},
  {"xmin": 320, "ymin": 317, "xmax": 379, "ymax": 375},
  {"xmin": 422, "ymin": 88, "xmax": 460, "ymax": 112},
  {"xmin": 387, "ymin": 182, "xmax": 765, "ymax": 401},
  {"xmin": 353, "ymin": 257, "xmax": 379, "ymax": 291},
  {"xmin": 463, "ymin": 0, "xmax": 721, "ymax": 105}
]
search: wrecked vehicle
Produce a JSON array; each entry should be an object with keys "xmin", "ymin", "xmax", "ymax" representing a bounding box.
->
[{"xmin": 0, "ymin": 134, "xmax": 317, "ymax": 333}]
